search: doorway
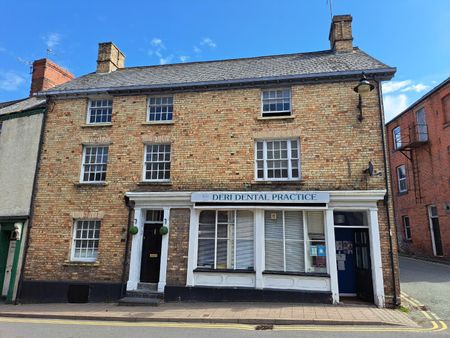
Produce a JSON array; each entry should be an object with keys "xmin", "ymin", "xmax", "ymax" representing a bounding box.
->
[
  {"xmin": 334, "ymin": 211, "xmax": 374, "ymax": 303},
  {"xmin": 428, "ymin": 206, "xmax": 443, "ymax": 256},
  {"xmin": 140, "ymin": 210, "xmax": 163, "ymax": 283}
]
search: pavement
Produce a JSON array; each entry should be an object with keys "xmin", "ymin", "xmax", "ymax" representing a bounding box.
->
[
  {"xmin": 399, "ymin": 255, "xmax": 450, "ymax": 324},
  {"xmin": 0, "ymin": 301, "xmax": 418, "ymax": 327}
]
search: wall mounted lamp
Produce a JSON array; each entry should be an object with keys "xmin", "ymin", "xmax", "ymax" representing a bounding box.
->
[{"xmin": 353, "ymin": 72, "xmax": 374, "ymax": 122}]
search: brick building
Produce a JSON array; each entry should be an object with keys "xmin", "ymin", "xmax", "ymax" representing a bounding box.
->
[
  {"xmin": 21, "ymin": 15, "xmax": 400, "ymax": 307},
  {"xmin": 0, "ymin": 59, "xmax": 73, "ymax": 302},
  {"xmin": 386, "ymin": 78, "xmax": 450, "ymax": 260}
]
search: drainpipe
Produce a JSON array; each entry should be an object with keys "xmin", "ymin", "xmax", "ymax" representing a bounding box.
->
[
  {"xmin": 120, "ymin": 195, "xmax": 135, "ymax": 298},
  {"xmin": 375, "ymin": 79, "xmax": 399, "ymax": 307},
  {"xmin": 16, "ymin": 101, "xmax": 51, "ymax": 304}
]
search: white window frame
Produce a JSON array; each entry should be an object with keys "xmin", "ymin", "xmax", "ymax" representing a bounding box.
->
[
  {"xmin": 255, "ymin": 139, "xmax": 301, "ymax": 181},
  {"xmin": 147, "ymin": 95, "xmax": 174, "ymax": 123},
  {"xmin": 86, "ymin": 98, "xmax": 113, "ymax": 124},
  {"xmin": 393, "ymin": 126, "xmax": 402, "ymax": 150},
  {"xmin": 70, "ymin": 219, "xmax": 100, "ymax": 262},
  {"xmin": 80, "ymin": 145, "xmax": 109, "ymax": 183},
  {"xmin": 142, "ymin": 143, "xmax": 171, "ymax": 182},
  {"xmin": 261, "ymin": 88, "xmax": 292, "ymax": 117},
  {"xmin": 402, "ymin": 216, "xmax": 411, "ymax": 240},
  {"xmin": 396, "ymin": 165, "xmax": 407, "ymax": 193}
]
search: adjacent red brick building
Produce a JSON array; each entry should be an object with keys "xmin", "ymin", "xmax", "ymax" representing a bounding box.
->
[{"xmin": 386, "ymin": 77, "xmax": 450, "ymax": 260}]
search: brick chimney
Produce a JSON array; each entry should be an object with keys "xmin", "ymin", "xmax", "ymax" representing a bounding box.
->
[
  {"xmin": 96, "ymin": 42, "xmax": 125, "ymax": 73},
  {"xmin": 329, "ymin": 15, "xmax": 353, "ymax": 52},
  {"xmin": 30, "ymin": 59, "xmax": 74, "ymax": 96}
]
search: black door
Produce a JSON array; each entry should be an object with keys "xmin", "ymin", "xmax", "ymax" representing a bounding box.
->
[
  {"xmin": 431, "ymin": 218, "xmax": 443, "ymax": 256},
  {"xmin": 354, "ymin": 229, "xmax": 374, "ymax": 302},
  {"xmin": 140, "ymin": 223, "xmax": 162, "ymax": 283}
]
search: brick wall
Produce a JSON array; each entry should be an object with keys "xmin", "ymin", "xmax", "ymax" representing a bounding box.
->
[
  {"xmin": 387, "ymin": 81, "xmax": 450, "ymax": 259},
  {"xmin": 166, "ymin": 209, "xmax": 190, "ymax": 286},
  {"xmin": 25, "ymin": 80, "xmax": 398, "ymax": 305}
]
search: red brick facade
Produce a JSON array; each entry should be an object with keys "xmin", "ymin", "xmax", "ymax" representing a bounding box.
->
[{"xmin": 386, "ymin": 78, "xmax": 450, "ymax": 260}]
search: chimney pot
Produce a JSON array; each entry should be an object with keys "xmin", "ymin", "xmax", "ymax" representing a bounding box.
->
[
  {"xmin": 97, "ymin": 42, "xmax": 125, "ymax": 73},
  {"xmin": 30, "ymin": 59, "xmax": 74, "ymax": 96},
  {"xmin": 329, "ymin": 14, "xmax": 353, "ymax": 52}
]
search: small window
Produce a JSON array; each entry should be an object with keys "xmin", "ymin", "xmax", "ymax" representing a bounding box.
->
[
  {"xmin": 393, "ymin": 126, "xmax": 402, "ymax": 150},
  {"xmin": 255, "ymin": 139, "xmax": 300, "ymax": 181},
  {"xmin": 261, "ymin": 89, "xmax": 291, "ymax": 117},
  {"xmin": 81, "ymin": 145, "xmax": 109, "ymax": 182},
  {"xmin": 397, "ymin": 165, "xmax": 407, "ymax": 193},
  {"xmin": 71, "ymin": 220, "xmax": 100, "ymax": 262},
  {"xmin": 87, "ymin": 99, "xmax": 112, "ymax": 124},
  {"xmin": 402, "ymin": 216, "xmax": 411, "ymax": 240},
  {"xmin": 148, "ymin": 96, "xmax": 173, "ymax": 122},
  {"xmin": 143, "ymin": 144, "xmax": 171, "ymax": 181}
]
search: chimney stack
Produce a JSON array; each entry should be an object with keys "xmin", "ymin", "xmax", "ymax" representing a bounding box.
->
[
  {"xmin": 96, "ymin": 42, "xmax": 125, "ymax": 73},
  {"xmin": 30, "ymin": 59, "xmax": 74, "ymax": 96},
  {"xmin": 329, "ymin": 15, "xmax": 353, "ymax": 52}
]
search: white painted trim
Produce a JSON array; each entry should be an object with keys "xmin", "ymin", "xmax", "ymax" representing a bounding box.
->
[
  {"xmin": 127, "ymin": 208, "xmax": 144, "ymax": 291},
  {"xmin": 254, "ymin": 210, "xmax": 264, "ymax": 289},
  {"xmin": 428, "ymin": 205, "xmax": 438, "ymax": 256},
  {"xmin": 325, "ymin": 209, "xmax": 339, "ymax": 304},
  {"xmin": 186, "ymin": 208, "xmax": 199, "ymax": 287},
  {"xmin": 368, "ymin": 208, "xmax": 385, "ymax": 307},
  {"xmin": 157, "ymin": 208, "xmax": 170, "ymax": 292}
]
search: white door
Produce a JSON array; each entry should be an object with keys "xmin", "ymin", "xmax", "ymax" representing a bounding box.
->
[{"xmin": 2, "ymin": 240, "xmax": 16, "ymax": 296}]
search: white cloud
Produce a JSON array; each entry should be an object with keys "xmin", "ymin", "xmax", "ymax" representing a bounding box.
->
[
  {"xmin": 0, "ymin": 71, "xmax": 26, "ymax": 91},
  {"xmin": 193, "ymin": 46, "xmax": 201, "ymax": 53},
  {"xmin": 200, "ymin": 37, "xmax": 216, "ymax": 48},
  {"xmin": 383, "ymin": 94, "xmax": 409, "ymax": 122},
  {"xmin": 382, "ymin": 80, "xmax": 412, "ymax": 94},
  {"xmin": 151, "ymin": 38, "xmax": 165, "ymax": 49},
  {"xmin": 401, "ymin": 83, "xmax": 430, "ymax": 93},
  {"xmin": 43, "ymin": 33, "xmax": 61, "ymax": 49},
  {"xmin": 179, "ymin": 55, "xmax": 189, "ymax": 62},
  {"xmin": 159, "ymin": 55, "xmax": 174, "ymax": 65}
]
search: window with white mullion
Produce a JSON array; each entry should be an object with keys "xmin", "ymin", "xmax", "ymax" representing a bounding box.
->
[
  {"xmin": 71, "ymin": 220, "xmax": 100, "ymax": 262},
  {"xmin": 81, "ymin": 145, "xmax": 109, "ymax": 182},
  {"xmin": 144, "ymin": 144, "xmax": 171, "ymax": 181},
  {"xmin": 87, "ymin": 99, "xmax": 112, "ymax": 124}
]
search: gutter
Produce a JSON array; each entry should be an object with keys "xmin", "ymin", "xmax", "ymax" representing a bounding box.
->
[
  {"xmin": 15, "ymin": 104, "xmax": 49, "ymax": 304},
  {"xmin": 376, "ymin": 79, "xmax": 399, "ymax": 307},
  {"xmin": 36, "ymin": 67, "xmax": 396, "ymax": 97}
]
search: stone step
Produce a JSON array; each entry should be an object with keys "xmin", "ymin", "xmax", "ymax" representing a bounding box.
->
[
  {"xmin": 118, "ymin": 296, "xmax": 161, "ymax": 306},
  {"xmin": 137, "ymin": 283, "xmax": 158, "ymax": 291},
  {"xmin": 126, "ymin": 290, "xmax": 164, "ymax": 299}
]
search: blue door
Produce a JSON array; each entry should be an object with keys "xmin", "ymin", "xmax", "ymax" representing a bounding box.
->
[{"xmin": 335, "ymin": 228, "xmax": 356, "ymax": 294}]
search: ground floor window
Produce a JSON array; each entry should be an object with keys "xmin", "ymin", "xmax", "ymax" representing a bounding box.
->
[
  {"xmin": 197, "ymin": 210, "xmax": 254, "ymax": 270},
  {"xmin": 71, "ymin": 220, "xmax": 100, "ymax": 262},
  {"xmin": 264, "ymin": 210, "xmax": 326, "ymax": 273},
  {"xmin": 402, "ymin": 215, "xmax": 411, "ymax": 240}
]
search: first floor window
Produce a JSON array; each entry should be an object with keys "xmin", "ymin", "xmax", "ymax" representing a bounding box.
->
[
  {"xmin": 81, "ymin": 145, "xmax": 109, "ymax": 182},
  {"xmin": 71, "ymin": 220, "xmax": 100, "ymax": 262},
  {"xmin": 144, "ymin": 144, "xmax": 171, "ymax": 181},
  {"xmin": 402, "ymin": 216, "xmax": 411, "ymax": 240},
  {"xmin": 393, "ymin": 126, "xmax": 402, "ymax": 150},
  {"xmin": 255, "ymin": 139, "xmax": 300, "ymax": 181},
  {"xmin": 87, "ymin": 99, "xmax": 112, "ymax": 124},
  {"xmin": 397, "ymin": 165, "xmax": 407, "ymax": 193},
  {"xmin": 197, "ymin": 210, "xmax": 254, "ymax": 270}
]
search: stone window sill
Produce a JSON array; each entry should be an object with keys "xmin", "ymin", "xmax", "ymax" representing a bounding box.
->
[
  {"xmin": 81, "ymin": 123, "xmax": 112, "ymax": 128},
  {"xmin": 63, "ymin": 261, "xmax": 100, "ymax": 267},
  {"xmin": 251, "ymin": 180, "xmax": 304, "ymax": 185},
  {"xmin": 74, "ymin": 182, "xmax": 108, "ymax": 187},
  {"xmin": 142, "ymin": 121, "xmax": 174, "ymax": 126},
  {"xmin": 257, "ymin": 115, "xmax": 295, "ymax": 121},
  {"xmin": 137, "ymin": 181, "xmax": 172, "ymax": 186}
]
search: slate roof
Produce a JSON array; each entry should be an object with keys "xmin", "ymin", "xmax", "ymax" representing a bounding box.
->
[
  {"xmin": 0, "ymin": 97, "xmax": 46, "ymax": 117},
  {"xmin": 39, "ymin": 48, "xmax": 395, "ymax": 96}
]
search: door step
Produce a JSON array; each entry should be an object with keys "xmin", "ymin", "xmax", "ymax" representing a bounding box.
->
[
  {"xmin": 118, "ymin": 285, "xmax": 164, "ymax": 306},
  {"xmin": 137, "ymin": 282, "xmax": 158, "ymax": 292},
  {"xmin": 118, "ymin": 296, "xmax": 161, "ymax": 306}
]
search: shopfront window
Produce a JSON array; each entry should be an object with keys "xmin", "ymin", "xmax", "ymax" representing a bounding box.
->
[
  {"xmin": 197, "ymin": 210, "xmax": 254, "ymax": 270},
  {"xmin": 264, "ymin": 211, "xmax": 326, "ymax": 273}
]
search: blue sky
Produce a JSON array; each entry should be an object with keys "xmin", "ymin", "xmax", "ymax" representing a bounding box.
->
[{"xmin": 1, "ymin": 0, "xmax": 449, "ymax": 121}]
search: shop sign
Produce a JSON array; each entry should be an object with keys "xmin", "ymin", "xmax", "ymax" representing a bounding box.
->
[{"xmin": 191, "ymin": 191, "xmax": 330, "ymax": 203}]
